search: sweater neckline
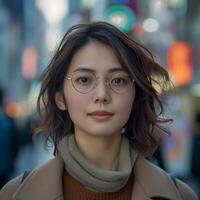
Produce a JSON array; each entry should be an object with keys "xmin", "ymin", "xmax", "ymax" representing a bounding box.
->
[{"xmin": 62, "ymin": 168, "xmax": 135, "ymax": 200}]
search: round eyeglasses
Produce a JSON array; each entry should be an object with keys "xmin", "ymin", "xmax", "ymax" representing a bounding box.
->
[{"xmin": 66, "ymin": 71, "xmax": 134, "ymax": 94}]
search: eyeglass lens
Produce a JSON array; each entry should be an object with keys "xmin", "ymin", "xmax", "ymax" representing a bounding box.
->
[{"xmin": 69, "ymin": 71, "xmax": 133, "ymax": 94}]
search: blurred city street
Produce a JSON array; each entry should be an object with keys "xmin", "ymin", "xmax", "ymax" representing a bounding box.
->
[{"xmin": 0, "ymin": 0, "xmax": 200, "ymax": 198}]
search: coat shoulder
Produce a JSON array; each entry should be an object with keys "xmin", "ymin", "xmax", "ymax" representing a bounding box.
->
[
  {"xmin": 176, "ymin": 179, "xmax": 199, "ymax": 200},
  {"xmin": 134, "ymin": 156, "xmax": 199, "ymax": 200},
  {"xmin": 0, "ymin": 175, "xmax": 23, "ymax": 200},
  {"xmin": 0, "ymin": 156, "xmax": 63, "ymax": 200},
  {"xmin": 0, "ymin": 158, "xmax": 55, "ymax": 199}
]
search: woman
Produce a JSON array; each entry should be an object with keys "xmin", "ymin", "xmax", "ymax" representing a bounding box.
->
[{"xmin": 0, "ymin": 21, "xmax": 198, "ymax": 200}]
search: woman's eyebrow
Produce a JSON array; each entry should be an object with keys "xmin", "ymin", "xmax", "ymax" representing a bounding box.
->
[
  {"xmin": 73, "ymin": 67, "xmax": 94, "ymax": 73},
  {"xmin": 108, "ymin": 68, "xmax": 127, "ymax": 73},
  {"xmin": 73, "ymin": 67, "xmax": 127, "ymax": 73}
]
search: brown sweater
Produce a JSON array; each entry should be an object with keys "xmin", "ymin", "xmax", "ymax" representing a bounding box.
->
[{"xmin": 63, "ymin": 170, "xmax": 134, "ymax": 200}]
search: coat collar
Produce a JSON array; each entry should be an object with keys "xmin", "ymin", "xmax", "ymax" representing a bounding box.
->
[
  {"xmin": 13, "ymin": 156, "xmax": 64, "ymax": 200},
  {"xmin": 133, "ymin": 156, "xmax": 182, "ymax": 200},
  {"xmin": 13, "ymin": 155, "xmax": 182, "ymax": 200}
]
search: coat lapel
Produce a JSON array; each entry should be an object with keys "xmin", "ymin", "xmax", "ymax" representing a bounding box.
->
[
  {"xmin": 131, "ymin": 156, "xmax": 183, "ymax": 200},
  {"xmin": 13, "ymin": 156, "xmax": 64, "ymax": 200}
]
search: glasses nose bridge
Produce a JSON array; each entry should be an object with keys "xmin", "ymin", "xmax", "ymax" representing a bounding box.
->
[{"xmin": 94, "ymin": 77, "xmax": 110, "ymax": 89}]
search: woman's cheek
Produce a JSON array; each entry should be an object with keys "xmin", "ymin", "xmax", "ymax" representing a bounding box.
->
[
  {"xmin": 118, "ymin": 92, "xmax": 134, "ymax": 110},
  {"xmin": 67, "ymin": 93, "xmax": 88, "ymax": 114}
]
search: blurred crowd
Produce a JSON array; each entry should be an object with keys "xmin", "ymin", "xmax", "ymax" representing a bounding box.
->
[{"xmin": 0, "ymin": 86, "xmax": 33, "ymax": 188}]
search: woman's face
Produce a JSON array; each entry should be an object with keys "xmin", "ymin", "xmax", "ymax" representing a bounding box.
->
[{"xmin": 56, "ymin": 41, "xmax": 135, "ymax": 137}]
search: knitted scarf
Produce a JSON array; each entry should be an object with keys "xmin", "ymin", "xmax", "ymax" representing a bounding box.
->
[{"xmin": 57, "ymin": 134, "xmax": 137, "ymax": 192}]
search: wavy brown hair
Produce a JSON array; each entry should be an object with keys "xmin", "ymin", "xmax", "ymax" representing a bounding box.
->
[{"xmin": 35, "ymin": 21, "xmax": 172, "ymax": 156}]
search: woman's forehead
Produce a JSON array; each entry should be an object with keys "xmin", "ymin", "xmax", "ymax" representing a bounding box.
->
[{"xmin": 67, "ymin": 41, "xmax": 126, "ymax": 74}]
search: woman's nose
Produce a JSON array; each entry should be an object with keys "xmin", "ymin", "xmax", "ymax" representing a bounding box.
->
[{"xmin": 92, "ymin": 79, "xmax": 111, "ymax": 104}]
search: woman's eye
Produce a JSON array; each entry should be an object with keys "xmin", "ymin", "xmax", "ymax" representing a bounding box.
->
[
  {"xmin": 76, "ymin": 77, "xmax": 91, "ymax": 84},
  {"xmin": 111, "ymin": 78, "xmax": 127, "ymax": 85}
]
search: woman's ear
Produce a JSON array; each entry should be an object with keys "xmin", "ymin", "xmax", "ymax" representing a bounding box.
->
[{"xmin": 55, "ymin": 92, "xmax": 67, "ymax": 111}]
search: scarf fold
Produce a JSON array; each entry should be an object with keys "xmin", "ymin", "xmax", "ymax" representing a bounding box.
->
[{"xmin": 58, "ymin": 134, "xmax": 137, "ymax": 192}]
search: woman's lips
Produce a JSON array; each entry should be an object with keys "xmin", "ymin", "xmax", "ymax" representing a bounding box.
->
[{"xmin": 88, "ymin": 111, "xmax": 113, "ymax": 121}]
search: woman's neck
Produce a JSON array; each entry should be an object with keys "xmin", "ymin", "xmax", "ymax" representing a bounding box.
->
[{"xmin": 74, "ymin": 131, "xmax": 122, "ymax": 170}]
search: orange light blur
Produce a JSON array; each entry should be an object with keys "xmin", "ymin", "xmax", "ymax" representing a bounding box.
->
[
  {"xmin": 22, "ymin": 46, "xmax": 38, "ymax": 80},
  {"xmin": 167, "ymin": 41, "xmax": 192, "ymax": 86},
  {"xmin": 5, "ymin": 101, "xmax": 32, "ymax": 118},
  {"xmin": 5, "ymin": 102, "xmax": 23, "ymax": 118}
]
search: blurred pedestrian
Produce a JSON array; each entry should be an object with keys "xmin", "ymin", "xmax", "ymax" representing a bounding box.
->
[
  {"xmin": 191, "ymin": 112, "xmax": 200, "ymax": 186},
  {"xmin": 0, "ymin": 86, "xmax": 16, "ymax": 188}
]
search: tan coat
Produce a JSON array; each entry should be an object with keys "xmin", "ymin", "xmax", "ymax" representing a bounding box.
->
[{"xmin": 0, "ymin": 155, "xmax": 198, "ymax": 200}]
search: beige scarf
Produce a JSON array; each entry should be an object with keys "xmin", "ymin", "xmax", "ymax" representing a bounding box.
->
[{"xmin": 57, "ymin": 134, "xmax": 138, "ymax": 192}]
